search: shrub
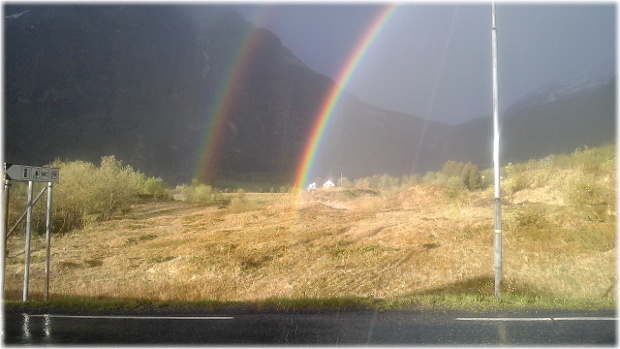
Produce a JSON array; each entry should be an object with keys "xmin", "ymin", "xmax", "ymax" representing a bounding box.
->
[
  {"xmin": 130, "ymin": 172, "xmax": 169, "ymax": 199},
  {"xmin": 574, "ymin": 146, "xmax": 601, "ymax": 175},
  {"xmin": 143, "ymin": 177, "xmax": 168, "ymax": 199},
  {"xmin": 568, "ymin": 175, "xmax": 606, "ymax": 208},
  {"xmin": 42, "ymin": 156, "xmax": 142, "ymax": 233},
  {"xmin": 510, "ymin": 173, "xmax": 530, "ymax": 193},
  {"xmin": 192, "ymin": 184, "xmax": 214, "ymax": 202},
  {"xmin": 3, "ymin": 155, "xmax": 169, "ymax": 234},
  {"xmin": 446, "ymin": 176, "xmax": 466, "ymax": 190},
  {"xmin": 174, "ymin": 179, "xmax": 224, "ymax": 204},
  {"xmin": 354, "ymin": 177, "xmax": 372, "ymax": 189},
  {"xmin": 339, "ymin": 177, "xmax": 353, "ymax": 189},
  {"xmin": 228, "ymin": 189, "xmax": 259, "ymax": 213},
  {"xmin": 434, "ymin": 173, "xmax": 448, "ymax": 186},
  {"xmin": 400, "ymin": 174, "xmax": 421, "ymax": 189},
  {"xmin": 422, "ymin": 171, "xmax": 437, "ymax": 184},
  {"xmin": 92, "ymin": 156, "xmax": 137, "ymax": 219},
  {"xmin": 441, "ymin": 160, "xmax": 462, "ymax": 178},
  {"xmin": 49, "ymin": 159, "xmax": 98, "ymax": 232},
  {"xmin": 439, "ymin": 160, "xmax": 482, "ymax": 191}
]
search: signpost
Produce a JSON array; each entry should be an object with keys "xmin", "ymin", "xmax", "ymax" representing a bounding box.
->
[
  {"xmin": 2, "ymin": 163, "xmax": 59, "ymax": 302},
  {"xmin": 5, "ymin": 164, "xmax": 59, "ymax": 183}
]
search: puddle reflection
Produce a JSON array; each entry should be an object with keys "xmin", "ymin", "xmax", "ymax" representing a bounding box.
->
[
  {"xmin": 21, "ymin": 313, "xmax": 31, "ymax": 342},
  {"xmin": 20, "ymin": 313, "xmax": 53, "ymax": 344},
  {"xmin": 44, "ymin": 314, "xmax": 52, "ymax": 342}
]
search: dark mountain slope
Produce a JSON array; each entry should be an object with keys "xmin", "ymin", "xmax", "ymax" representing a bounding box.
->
[
  {"xmin": 501, "ymin": 76, "xmax": 616, "ymax": 163},
  {"xmin": 445, "ymin": 76, "xmax": 617, "ymax": 172},
  {"xmin": 4, "ymin": 5, "xmax": 615, "ymax": 186},
  {"xmin": 4, "ymin": 5, "xmax": 333, "ymax": 184},
  {"xmin": 5, "ymin": 6, "xmax": 208, "ymax": 181}
]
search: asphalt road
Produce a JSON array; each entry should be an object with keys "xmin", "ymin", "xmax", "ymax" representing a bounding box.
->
[{"xmin": 2, "ymin": 309, "xmax": 616, "ymax": 345}]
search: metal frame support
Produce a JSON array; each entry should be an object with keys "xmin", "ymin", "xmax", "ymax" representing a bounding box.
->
[
  {"xmin": 3, "ymin": 163, "xmax": 57, "ymax": 302},
  {"xmin": 23, "ymin": 181, "xmax": 34, "ymax": 302},
  {"xmin": 44, "ymin": 182, "xmax": 53, "ymax": 301},
  {"xmin": 1, "ymin": 179, "xmax": 10, "ymax": 297},
  {"xmin": 7, "ymin": 186, "xmax": 47, "ymax": 239}
]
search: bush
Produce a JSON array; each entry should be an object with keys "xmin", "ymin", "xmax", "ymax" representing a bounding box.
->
[
  {"xmin": 438, "ymin": 161, "xmax": 482, "ymax": 191},
  {"xmin": 48, "ymin": 160, "xmax": 97, "ymax": 232},
  {"xmin": 422, "ymin": 171, "xmax": 438, "ymax": 184},
  {"xmin": 143, "ymin": 177, "xmax": 168, "ymax": 199},
  {"xmin": 93, "ymin": 156, "xmax": 138, "ymax": 219},
  {"xmin": 3, "ymin": 156, "xmax": 167, "ymax": 234},
  {"xmin": 461, "ymin": 162, "xmax": 482, "ymax": 191},
  {"xmin": 23, "ymin": 156, "xmax": 140, "ymax": 233},
  {"xmin": 510, "ymin": 173, "xmax": 530, "ymax": 193},
  {"xmin": 130, "ymin": 172, "xmax": 169, "ymax": 199},
  {"xmin": 446, "ymin": 176, "xmax": 466, "ymax": 190},
  {"xmin": 568, "ymin": 175, "xmax": 606, "ymax": 208},
  {"xmin": 339, "ymin": 177, "xmax": 353, "ymax": 189},
  {"xmin": 175, "ymin": 179, "xmax": 223, "ymax": 204}
]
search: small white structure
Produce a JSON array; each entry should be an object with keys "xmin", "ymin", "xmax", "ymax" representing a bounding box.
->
[
  {"xmin": 323, "ymin": 180, "xmax": 335, "ymax": 189},
  {"xmin": 307, "ymin": 182, "xmax": 317, "ymax": 191}
]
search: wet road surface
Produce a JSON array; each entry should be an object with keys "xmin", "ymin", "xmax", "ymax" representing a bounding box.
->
[{"xmin": 3, "ymin": 309, "xmax": 616, "ymax": 345}]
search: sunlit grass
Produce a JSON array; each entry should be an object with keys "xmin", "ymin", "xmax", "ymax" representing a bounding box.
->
[{"xmin": 4, "ymin": 145, "xmax": 616, "ymax": 311}]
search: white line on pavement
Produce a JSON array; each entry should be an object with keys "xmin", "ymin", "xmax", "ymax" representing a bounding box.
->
[
  {"xmin": 28, "ymin": 314, "xmax": 234, "ymax": 320},
  {"xmin": 552, "ymin": 317, "xmax": 617, "ymax": 321},
  {"xmin": 456, "ymin": 317, "xmax": 617, "ymax": 321},
  {"xmin": 457, "ymin": 318, "xmax": 551, "ymax": 321}
]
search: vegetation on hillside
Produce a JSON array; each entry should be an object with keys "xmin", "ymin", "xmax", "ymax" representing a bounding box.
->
[{"xmin": 4, "ymin": 144, "xmax": 615, "ymax": 309}]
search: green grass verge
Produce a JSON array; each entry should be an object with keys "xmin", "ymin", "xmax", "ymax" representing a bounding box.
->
[{"xmin": 4, "ymin": 294, "xmax": 614, "ymax": 314}]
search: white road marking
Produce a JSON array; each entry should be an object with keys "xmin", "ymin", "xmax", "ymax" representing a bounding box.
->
[
  {"xmin": 457, "ymin": 318, "xmax": 552, "ymax": 321},
  {"xmin": 553, "ymin": 317, "xmax": 617, "ymax": 321},
  {"xmin": 29, "ymin": 314, "xmax": 234, "ymax": 320},
  {"xmin": 456, "ymin": 317, "xmax": 617, "ymax": 321}
]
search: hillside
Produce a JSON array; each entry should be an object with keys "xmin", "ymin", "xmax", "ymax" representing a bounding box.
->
[
  {"xmin": 4, "ymin": 5, "xmax": 330, "ymax": 184},
  {"xmin": 4, "ymin": 145, "xmax": 615, "ymax": 306},
  {"xmin": 4, "ymin": 5, "xmax": 616, "ymax": 186}
]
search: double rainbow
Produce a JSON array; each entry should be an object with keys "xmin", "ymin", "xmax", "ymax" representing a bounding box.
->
[
  {"xmin": 194, "ymin": 5, "xmax": 398, "ymax": 187},
  {"xmin": 293, "ymin": 4, "xmax": 398, "ymax": 189}
]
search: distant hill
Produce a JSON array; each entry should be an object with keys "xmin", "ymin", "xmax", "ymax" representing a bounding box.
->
[
  {"xmin": 4, "ymin": 5, "xmax": 616, "ymax": 185},
  {"xmin": 310, "ymin": 74, "xmax": 615, "ymax": 180},
  {"xmin": 501, "ymin": 76, "xmax": 616, "ymax": 163}
]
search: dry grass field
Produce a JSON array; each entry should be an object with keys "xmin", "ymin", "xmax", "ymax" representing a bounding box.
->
[{"xmin": 4, "ymin": 150, "xmax": 616, "ymax": 309}]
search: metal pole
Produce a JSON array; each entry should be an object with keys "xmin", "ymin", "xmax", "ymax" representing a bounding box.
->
[
  {"xmin": 7, "ymin": 186, "xmax": 47, "ymax": 239},
  {"xmin": 23, "ymin": 180, "xmax": 33, "ymax": 302},
  {"xmin": 1, "ymin": 179, "xmax": 11, "ymax": 297},
  {"xmin": 44, "ymin": 182, "xmax": 53, "ymax": 302},
  {"xmin": 491, "ymin": 0, "xmax": 503, "ymax": 298}
]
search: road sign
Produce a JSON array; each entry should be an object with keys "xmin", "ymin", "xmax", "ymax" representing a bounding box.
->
[{"xmin": 4, "ymin": 164, "xmax": 59, "ymax": 182}]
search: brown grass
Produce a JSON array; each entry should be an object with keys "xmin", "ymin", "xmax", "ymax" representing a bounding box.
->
[{"xmin": 4, "ymin": 163, "xmax": 616, "ymax": 306}]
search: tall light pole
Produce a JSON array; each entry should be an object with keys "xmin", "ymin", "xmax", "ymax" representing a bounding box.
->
[{"xmin": 491, "ymin": 0, "xmax": 502, "ymax": 298}]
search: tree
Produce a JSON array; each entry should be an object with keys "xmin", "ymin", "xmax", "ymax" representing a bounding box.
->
[
  {"xmin": 441, "ymin": 160, "xmax": 463, "ymax": 178},
  {"xmin": 339, "ymin": 177, "xmax": 353, "ymax": 188},
  {"xmin": 460, "ymin": 162, "xmax": 482, "ymax": 191},
  {"xmin": 423, "ymin": 171, "xmax": 437, "ymax": 184}
]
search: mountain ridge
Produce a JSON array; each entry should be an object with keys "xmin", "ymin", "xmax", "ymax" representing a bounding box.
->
[{"xmin": 4, "ymin": 5, "xmax": 615, "ymax": 185}]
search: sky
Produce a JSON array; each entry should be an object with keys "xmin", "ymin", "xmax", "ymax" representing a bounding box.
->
[{"xmin": 234, "ymin": 2, "xmax": 616, "ymax": 124}]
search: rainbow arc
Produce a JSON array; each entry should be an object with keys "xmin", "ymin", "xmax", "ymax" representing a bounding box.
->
[{"xmin": 293, "ymin": 4, "xmax": 398, "ymax": 190}]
